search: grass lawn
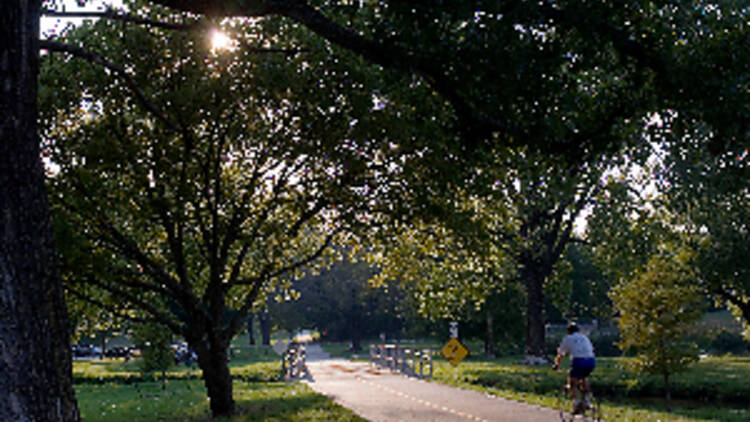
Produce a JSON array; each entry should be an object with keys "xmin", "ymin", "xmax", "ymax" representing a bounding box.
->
[
  {"xmin": 73, "ymin": 347, "xmax": 281, "ymax": 384},
  {"xmin": 430, "ymin": 356, "xmax": 750, "ymax": 422},
  {"xmin": 77, "ymin": 341, "xmax": 750, "ymax": 421},
  {"xmin": 73, "ymin": 348, "xmax": 366, "ymax": 422},
  {"xmin": 76, "ymin": 380, "xmax": 366, "ymax": 422}
]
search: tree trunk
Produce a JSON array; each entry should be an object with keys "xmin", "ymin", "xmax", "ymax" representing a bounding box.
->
[
  {"xmin": 100, "ymin": 332, "xmax": 107, "ymax": 359},
  {"xmin": 663, "ymin": 372, "xmax": 672, "ymax": 413},
  {"xmin": 259, "ymin": 310, "xmax": 271, "ymax": 346},
  {"xmin": 247, "ymin": 314, "xmax": 255, "ymax": 346},
  {"xmin": 0, "ymin": 2, "xmax": 80, "ymax": 421},
  {"xmin": 485, "ymin": 306, "xmax": 496, "ymax": 358},
  {"xmin": 350, "ymin": 329, "xmax": 362, "ymax": 352},
  {"xmin": 522, "ymin": 264, "xmax": 549, "ymax": 363},
  {"xmin": 191, "ymin": 334, "xmax": 235, "ymax": 418},
  {"xmin": 348, "ymin": 286, "xmax": 363, "ymax": 351}
]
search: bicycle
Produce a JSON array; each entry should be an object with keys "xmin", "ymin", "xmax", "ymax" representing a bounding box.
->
[
  {"xmin": 282, "ymin": 344, "xmax": 307, "ymax": 380},
  {"xmin": 556, "ymin": 379, "xmax": 600, "ymax": 422}
]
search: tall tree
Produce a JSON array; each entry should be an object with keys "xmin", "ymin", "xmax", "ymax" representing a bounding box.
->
[
  {"xmin": 589, "ymin": 112, "xmax": 750, "ymax": 335},
  {"xmin": 562, "ymin": 244, "xmax": 612, "ymax": 321},
  {"xmin": 659, "ymin": 125, "xmax": 750, "ymax": 334},
  {"xmin": 477, "ymin": 151, "xmax": 604, "ymax": 362},
  {"xmin": 40, "ymin": 10, "xmax": 415, "ymax": 416},
  {"xmin": 371, "ymin": 146, "xmax": 614, "ymax": 363},
  {"xmin": 0, "ymin": 1, "xmax": 80, "ymax": 421}
]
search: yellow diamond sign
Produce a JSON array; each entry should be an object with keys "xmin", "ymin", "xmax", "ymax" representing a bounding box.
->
[{"xmin": 441, "ymin": 338, "xmax": 469, "ymax": 366}]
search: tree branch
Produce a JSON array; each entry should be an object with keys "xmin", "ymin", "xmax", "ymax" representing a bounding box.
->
[
  {"xmin": 39, "ymin": 40, "xmax": 183, "ymax": 133},
  {"xmin": 287, "ymin": 198, "xmax": 328, "ymax": 237},
  {"xmin": 41, "ymin": 9, "xmax": 203, "ymax": 31},
  {"xmin": 222, "ymin": 230, "xmax": 338, "ymax": 337},
  {"xmin": 69, "ymin": 276, "xmax": 185, "ymax": 333},
  {"xmin": 224, "ymin": 277, "xmax": 264, "ymax": 340},
  {"xmin": 231, "ymin": 231, "xmax": 337, "ymax": 288},
  {"xmin": 538, "ymin": 4, "xmax": 668, "ymax": 76},
  {"xmin": 66, "ymin": 285, "xmax": 168, "ymax": 327},
  {"xmin": 148, "ymin": 0, "xmax": 506, "ymax": 142},
  {"xmin": 95, "ymin": 220, "xmax": 209, "ymax": 322},
  {"xmin": 274, "ymin": 1, "xmax": 505, "ymax": 141}
]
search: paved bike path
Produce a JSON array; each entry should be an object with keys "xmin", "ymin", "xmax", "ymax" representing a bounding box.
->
[{"xmin": 302, "ymin": 344, "xmax": 561, "ymax": 422}]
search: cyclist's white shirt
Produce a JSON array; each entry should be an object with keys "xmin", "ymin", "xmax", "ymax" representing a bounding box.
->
[{"xmin": 558, "ymin": 332, "xmax": 595, "ymax": 358}]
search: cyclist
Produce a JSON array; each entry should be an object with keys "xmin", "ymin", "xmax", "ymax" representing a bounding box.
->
[{"xmin": 553, "ymin": 322, "xmax": 595, "ymax": 414}]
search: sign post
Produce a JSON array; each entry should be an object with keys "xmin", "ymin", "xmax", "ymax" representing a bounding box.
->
[
  {"xmin": 441, "ymin": 321, "xmax": 469, "ymax": 366},
  {"xmin": 449, "ymin": 321, "xmax": 459, "ymax": 339},
  {"xmin": 441, "ymin": 338, "xmax": 469, "ymax": 366}
]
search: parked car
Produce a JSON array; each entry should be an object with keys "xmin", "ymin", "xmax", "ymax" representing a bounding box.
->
[
  {"xmin": 71, "ymin": 344, "xmax": 95, "ymax": 357},
  {"xmin": 104, "ymin": 347, "xmax": 132, "ymax": 359}
]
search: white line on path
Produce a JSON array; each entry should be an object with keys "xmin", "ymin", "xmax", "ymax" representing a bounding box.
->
[{"xmin": 354, "ymin": 375, "xmax": 490, "ymax": 422}]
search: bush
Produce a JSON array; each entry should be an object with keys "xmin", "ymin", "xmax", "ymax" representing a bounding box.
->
[
  {"xmin": 133, "ymin": 326, "xmax": 174, "ymax": 377},
  {"xmin": 711, "ymin": 329, "xmax": 749, "ymax": 355},
  {"xmin": 685, "ymin": 326, "xmax": 750, "ymax": 355},
  {"xmin": 590, "ymin": 332, "xmax": 622, "ymax": 357}
]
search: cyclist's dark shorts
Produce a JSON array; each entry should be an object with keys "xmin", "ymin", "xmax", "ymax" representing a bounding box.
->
[{"xmin": 570, "ymin": 357, "xmax": 595, "ymax": 379}]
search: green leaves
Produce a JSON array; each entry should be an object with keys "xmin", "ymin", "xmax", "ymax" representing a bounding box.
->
[
  {"xmin": 132, "ymin": 323, "xmax": 175, "ymax": 376},
  {"xmin": 612, "ymin": 247, "xmax": 704, "ymax": 378}
]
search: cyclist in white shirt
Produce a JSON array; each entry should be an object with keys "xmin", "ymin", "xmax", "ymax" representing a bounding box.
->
[{"xmin": 553, "ymin": 322, "xmax": 595, "ymax": 413}]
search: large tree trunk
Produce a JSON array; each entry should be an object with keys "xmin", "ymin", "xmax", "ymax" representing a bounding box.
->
[
  {"xmin": 99, "ymin": 331, "xmax": 107, "ymax": 359},
  {"xmin": 0, "ymin": 2, "xmax": 80, "ymax": 421},
  {"xmin": 350, "ymin": 328, "xmax": 362, "ymax": 352},
  {"xmin": 663, "ymin": 372, "xmax": 672, "ymax": 413},
  {"xmin": 247, "ymin": 314, "xmax": 255, "ymax": 346},
  {"xmin": 521, "ymin": 264, "xmax": 549, "ymax": 364},
  {"xmin": 190, "ymin": 333, "xmax": 235, "ymax": 418},
  {"xmin": 485, "ymin": 306, "xmax": 495, "ymax": 359},
  {"xmin": 348, "ymin": 287, "xmax": 362, "ymax": 351},
  {"xmin": 258, "ymin": 310, "xmax": 271, "ymax": 346}
]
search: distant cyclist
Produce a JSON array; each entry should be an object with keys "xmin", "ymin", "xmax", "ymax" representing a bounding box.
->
[{"xmin": 553, "ymin": 322, "xmax": 595, "ymax": 413}]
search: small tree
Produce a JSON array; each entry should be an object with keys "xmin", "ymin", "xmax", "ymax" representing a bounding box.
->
[
  {"xmin": 132, "ymin": 323, "xmax": 174, "ymax": 390},
  {"xmin": 611, "ymin": 248, "xmax": 704, "ymax": 412}
]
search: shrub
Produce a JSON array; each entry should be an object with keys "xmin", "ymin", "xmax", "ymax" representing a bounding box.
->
[
  {"xmin": 590, "ymin": 332, "xmax": 622, "ymax": 357},
  {"xmin": 711, "ymin": 329, "xmax": 749, "ymax": 355},
  {"xmin": 611, "ymin": 249, "xmax": 705, "ymax": 412},
  {"xmin": 131, "ymin": 324, "xmax": 174, "ymax": 377}
]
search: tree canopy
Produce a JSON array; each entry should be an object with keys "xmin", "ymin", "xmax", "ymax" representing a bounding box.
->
[
  {"xmin": 1, "ymin": 0, "xmax": 748, "ymax": 420},
  {"xmin": 659, "ymin": 118, "xmax": 750, "ymax": 336},
  {"xmin": 136, "ymin": 0, "xmax": 749, "ymax": 159},
  {"xmin": 39, "ymin": 5, "xmax": 431, "ymax": 414}
]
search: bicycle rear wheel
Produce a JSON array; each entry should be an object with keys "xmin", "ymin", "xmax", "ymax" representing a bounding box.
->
[
  {"xmin": 557, "ymin": 386, "xmax": 574, "ymax": 422},
  {"xmin": 582, "ymin": 394, "xmax": 601, "ymax": 422}
]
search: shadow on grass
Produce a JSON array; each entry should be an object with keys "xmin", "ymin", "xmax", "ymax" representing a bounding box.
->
[
  {"xmin": 222, "ymin": 387, "xmax": 365, "ymax": 422},
  {"xmin": 77, "ymin": 379, "xmax": 364, "ymax": 422}
]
